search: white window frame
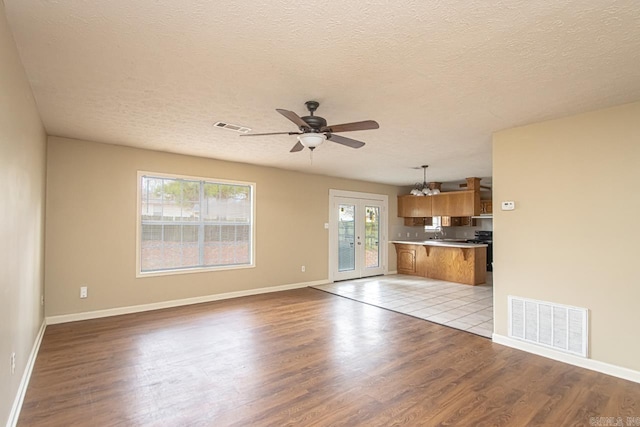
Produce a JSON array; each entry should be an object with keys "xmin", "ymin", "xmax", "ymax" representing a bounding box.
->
[
  {"xmin": 424, "ymin": 216, "xmax": 442, "ymax": 231},
  {"xmin": 136, "ymin": 170, "xmax": 256, "ymax": 278}
]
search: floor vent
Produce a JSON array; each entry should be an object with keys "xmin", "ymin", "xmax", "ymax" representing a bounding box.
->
[
  {"xmin": 213, "ymin": 121, "xmax": 252, "ymax": 133},
  {"xmin": 508, "ymin": 296, "xmax": 588, "ymax": 357}
]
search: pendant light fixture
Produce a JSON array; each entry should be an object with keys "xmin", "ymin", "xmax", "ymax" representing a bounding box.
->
[
  {"xmin": 410, "ymin": 165, "xmax": 431, "ymax": 196},
  {"xmin": 409, "ymin": 165, "xmax": 442, "ymax": 196}
]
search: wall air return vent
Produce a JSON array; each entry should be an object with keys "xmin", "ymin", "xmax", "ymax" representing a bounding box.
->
[
  {"xmin": 508, "ymin": 296, "xmax": 588, "ymax": 357},
  {"xmin": 213, "ymin": 121, "xmax": 252, "ymax": 133}
]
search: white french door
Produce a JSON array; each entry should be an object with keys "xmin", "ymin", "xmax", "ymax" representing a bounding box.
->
[{"xmin": 329, "ymin": 190, "xmax": 388, "ymax": 282}]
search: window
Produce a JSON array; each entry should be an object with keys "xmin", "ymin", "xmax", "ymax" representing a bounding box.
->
[
  {"xmin": 424, "ymin": 216, "xmax": 442, "ymax": 231},
  {"xmin": 137, "ymin": 172, "xmax": 254, "ymax": 276}
]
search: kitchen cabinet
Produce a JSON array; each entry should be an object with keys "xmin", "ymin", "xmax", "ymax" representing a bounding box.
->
[
  {"xmin": 441, "ymin": 216, "xmax": 475, "ymax": 227},
  {"xmin": 432, "ymin": 190, "xmax": 480, "ymax": 217},
  {"xmin": 480, "ymin": 200, "xmax": 492, "ymax": 214},
  {"xmin": 397, "ymin": 189, "xmax": 481, "ymax": 222},
  {"xmin": 392, "ymin": 242, "xmax": 487, "ymax": 285},
  {"xmin": 404, "ymin": 217, "xmax": 433, "ymax": 226},
  {"xmin": 398, "ymin": 195, "xmax": 432, "ymax": 217},
  {"xmin": 396, "ymin": 246, "xmax": 418, "ymax": 274}
]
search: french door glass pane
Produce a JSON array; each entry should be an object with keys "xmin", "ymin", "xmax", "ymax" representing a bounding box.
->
[
  {"xmin": 338, "ymin": 204, "xmax": 355, "ymax": 272},
  {"xmin": 365, "ymin": 206, "xmax": 380, "ymax": 268}
]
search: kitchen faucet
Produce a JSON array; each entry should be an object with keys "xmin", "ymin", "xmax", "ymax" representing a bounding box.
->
[{"xmin": 434, "ymin": 226, "xmax": 444, "ymax": 239}]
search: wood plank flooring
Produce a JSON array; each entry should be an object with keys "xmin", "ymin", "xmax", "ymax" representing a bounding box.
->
[{"xmin": 19, "ymin": 288, "xmax": 640, "ymax": 426}]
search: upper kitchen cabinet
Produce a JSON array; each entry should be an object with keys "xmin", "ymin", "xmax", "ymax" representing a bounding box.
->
[
  {"xmin": 398, "ymin": 195, "xmax": 432, "ymax": 217},
  {"xmin": 398, "ymin": 177, "xmax": 485, "ymax": 221},
  {"xmin": 480, "ymin": 200, "xmax": 493, "ymax": 215},
  {"xmin": 432, "ymin": 190, "xmax": 480, "ymax": 217}
]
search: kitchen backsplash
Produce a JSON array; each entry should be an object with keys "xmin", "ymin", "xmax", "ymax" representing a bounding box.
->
[{"xmin": 392, "ymin": 218, "xmax": 493, "ymax": 240}]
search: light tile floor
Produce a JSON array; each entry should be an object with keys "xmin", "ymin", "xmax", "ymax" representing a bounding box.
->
[{"xmin": 314, "ymin": 274, "xmax": 493, "ymax": 338}]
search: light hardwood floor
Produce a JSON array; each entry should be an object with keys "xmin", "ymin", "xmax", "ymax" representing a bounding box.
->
[{"xmin": 19, "ymin": 288, "xmax": 640, "ymax": 426}]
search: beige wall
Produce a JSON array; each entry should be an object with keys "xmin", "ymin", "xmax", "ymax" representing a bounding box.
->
[
  {"xmin": 45, "ymin": 137, "xmax": 402, "ymax": 316},
  {"xmin": 493, "ymin": 101, "xmax": 640, "ymax": 371},
  {"xmin": 0, "ymin": 4, "xmax": 47, "ymax": 425}
]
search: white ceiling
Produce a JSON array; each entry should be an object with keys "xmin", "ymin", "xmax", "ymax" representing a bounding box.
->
[{"xmin": 4, "ymin": 0, "xmax": 640, "ymax": 186}]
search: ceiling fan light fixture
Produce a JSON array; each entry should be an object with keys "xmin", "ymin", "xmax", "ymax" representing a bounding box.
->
[
  {"xmin": 298, "ymin": 133, "xmax": 326, "ymax": 149},
  {"xmin": 243, "ymin": 101, "xmax": 376, "ymax": 152}
]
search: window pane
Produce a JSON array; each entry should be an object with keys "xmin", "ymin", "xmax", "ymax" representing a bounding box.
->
[
  {"xmin": 140, "ymin": 224, "xmax": 163, "ymax": 271},
  {"xmin": 232, "ymin": 224, "xmax": 250, "ymax": 264},
  {"xmin": 365, "ymin": 206, "xmax": 380, "ymax": 268},
  {"xmin": 140, "ymin": 174, "xmax": 253, "ymax": 273},
  {"xmin": 338, "ymin": 204, "xmax": 355, "ymax": 272},
  {"xmin": 141, "ymin": 178, "xmax": 164, "ymax": 221}
]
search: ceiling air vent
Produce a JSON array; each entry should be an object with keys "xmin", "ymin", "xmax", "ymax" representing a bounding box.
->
[{"xmin": 213, "ymin": 121, "xmax": 251, "ymax": 134}]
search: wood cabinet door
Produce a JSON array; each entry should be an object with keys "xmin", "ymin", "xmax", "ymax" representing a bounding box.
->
[
  {"xmin": 397, "ymin": 195, "xmax": 415, "ymax": 217},
  {"xmin": 398, "ymin": 195, "xmax": 432, "ymax": 217},
  {"xmin": 396, "ymin": 247, "xmax": 417, "ymax": 274},
  {"xmin": 481, "ymin": 200, "xmax": 493, "ymax": 214},
  {"xmin": 441, "ymin": 216, "xmax": 473, "ymax": 227},
  {"xmin": 404, "ymin": 217, "xmax": 434, "ymax": 226},
  {"xmin": 432, "ymin": 191, "xmax": 480, "ymax": 217}
]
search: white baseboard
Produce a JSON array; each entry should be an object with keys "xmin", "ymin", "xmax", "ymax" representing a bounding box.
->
[
  {"xmin": 492, "ymin": 333, "xmax": 640, "ymax": 384},
  {"xmin": 46, "ymin": 280, "xmax": 329, "ymax": 325},
  {"xmin": 7, "ymin": 320, "xmax": 46, "ymax": 427}
]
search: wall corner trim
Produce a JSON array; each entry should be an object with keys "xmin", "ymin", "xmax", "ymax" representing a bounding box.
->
[
  {"xmin": 7, "ymin": 321, "xmax": 47, "ymax": 427},
  {"xmin": 492, "ymin": 333, "xmax": 640, "ymax": 384},
  {"xmin": 46, "ymin": 280, "xmax": 329, "ymax": 325}
]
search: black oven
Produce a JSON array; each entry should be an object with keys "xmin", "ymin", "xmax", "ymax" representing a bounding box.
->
[{"xmin": 466, "ymin": 231, "xmax": 492, "ymax": 271}]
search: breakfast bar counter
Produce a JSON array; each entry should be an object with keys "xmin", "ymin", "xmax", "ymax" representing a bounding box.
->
[{"xmin": 391, "ymin": 240, "xmax": 487, "ymax": 285}]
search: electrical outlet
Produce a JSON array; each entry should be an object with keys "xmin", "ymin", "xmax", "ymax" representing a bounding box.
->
[
  {"xmin": 301, "ymin": 265, "xmax": 306, "ymax": 272},
  {"xmin": 10, "ymin": 352, "xmax": 15, "ymax": 375},
  {"xmin": 41, "ymin": 295, "xmax": 45, "ymax": 306},
  {"xmin": 80, "ymin": 286, "xmax": 88, "ymax": 299}
]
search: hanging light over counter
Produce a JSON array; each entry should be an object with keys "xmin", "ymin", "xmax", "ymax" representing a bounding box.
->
[{"xmin": 410, "ymin": 165, "xmax": 441, "ymax": 196}]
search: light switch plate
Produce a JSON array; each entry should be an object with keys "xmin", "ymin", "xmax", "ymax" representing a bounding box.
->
[{"xmin": 501, "ymin": 201, "xmax": 515, "ymax": 211}]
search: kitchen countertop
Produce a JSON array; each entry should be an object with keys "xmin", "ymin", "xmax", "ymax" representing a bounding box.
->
[{"xmin": 391, "ymin": 240, "xmax": 488, "ymax": 248}]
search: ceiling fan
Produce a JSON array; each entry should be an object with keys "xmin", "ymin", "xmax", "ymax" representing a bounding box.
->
[{"xmin": 241, "ymin": 101, "xmax": 379, "ymax": 152}]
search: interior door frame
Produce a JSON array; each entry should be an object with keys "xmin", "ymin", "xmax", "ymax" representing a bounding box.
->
[{"xmin": 328, "ymin": 189, "xmax": 388, "ymax": 282}]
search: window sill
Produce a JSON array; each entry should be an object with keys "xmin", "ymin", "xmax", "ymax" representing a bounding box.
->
[{"xmin": 136, "ymin": 263, "xmax": 255, "ymax": 279}]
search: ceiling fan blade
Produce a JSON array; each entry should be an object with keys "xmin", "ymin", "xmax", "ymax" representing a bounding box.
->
[
  {"xmin": 290, "ymin": 141, "xmax": 304, "ymax": 152},
  {"xmin": 321, "ymin": 120, "xmax": 379, "ymax": 133},
  {"xmin": 240, "ymin": 131, "xmax": 301, "ymax": 137},
  {"xmin": 327, "ymin": 134, "xmax": 366, "ymax": 149},
  {"xmin": 276, "ymin": 109, "xmax": 311, "ymax": 130}
]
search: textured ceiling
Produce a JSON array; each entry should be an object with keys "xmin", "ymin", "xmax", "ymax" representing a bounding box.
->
[{"xmin": 4, "ymin": 0, "xmax": 640, "ymax": 186}]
